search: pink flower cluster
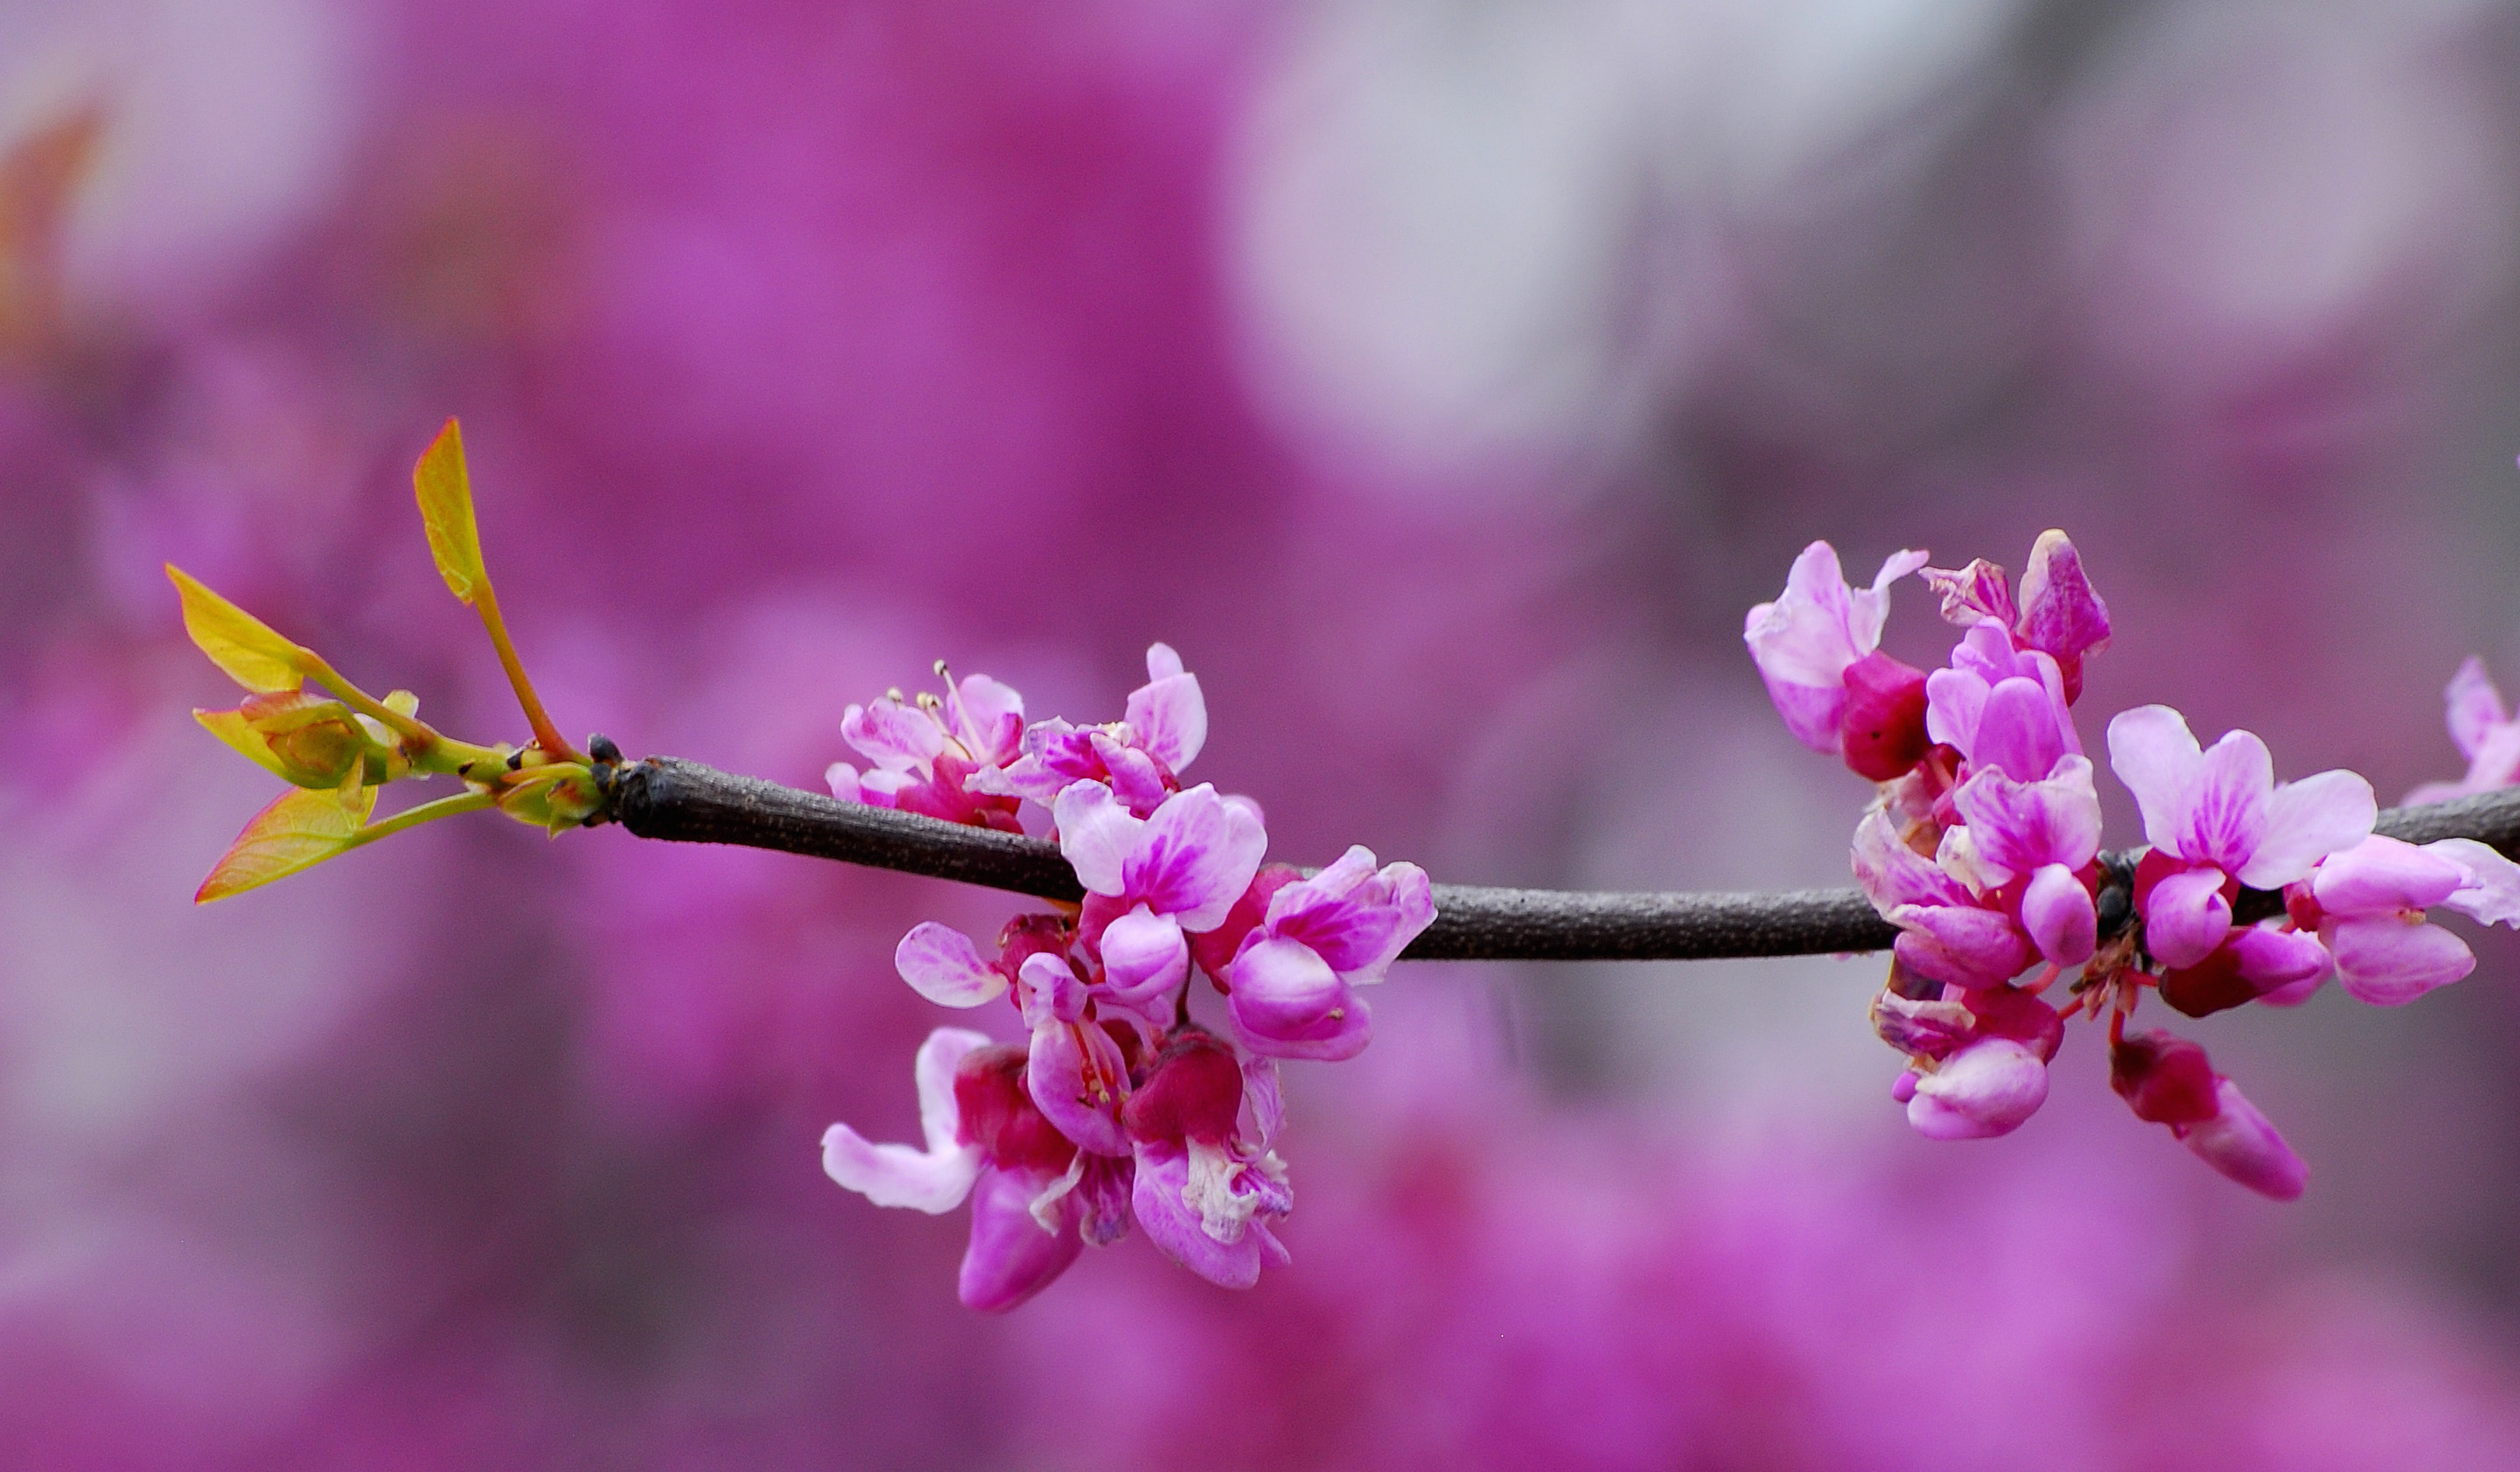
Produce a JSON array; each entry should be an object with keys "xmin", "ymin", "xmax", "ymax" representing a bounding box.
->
[
  {"xmin": 1753, "ymin": 534, "xmax": 2520, "ymax": 1196},
  {"xmin": 819, "ymin": 647, "xmax": 1435, "ymax": 1308}
]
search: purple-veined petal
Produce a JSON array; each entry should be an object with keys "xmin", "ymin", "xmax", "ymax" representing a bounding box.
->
[
  {"xmin": 1240, "ymin": 1057, "xmax": 1285, "ymax": 1150},
  {"xmin": 820, "ymin": 1027, "xmax": 990, "ymax": 1212},
  {"xmin": 1052, "ymin": 779, "xmax": 1142, "ymax": 896},
  {"xmin": 1970, "ymin": 676, "xmax": 2070, "ymax": 782},
  {"xmin": 1747, "ymin": 541, "xmax": 1860, "ymax": 684},
  {"xmin": 2108, "ymin": 705, "xmax": 2203, "ymax": 855},
  {"xmin": 2241, "ymin": 768, "xmax": 2377, "ymax": 890},
  {"xmin": 959, "ymin": 1164, "xmax": 1083, "ymax": 1313},
  {"xmin": 2014, "ymin": 529, "xmax": 2110, "ymax": 664},
  {"xmin": 1923, "ymin": 668, "xmax": 1989, "ymax": 756},
  {"xmin": 1130, "ymin": 1144, "xmax": 1264, "ymax": 1289},
  {"xmin": 1016, "ymin": 952, "xmax": 1088, "ymax": 1027},
  {"xmin": 2144, "ymin": 866, "xmax": 2233, "ymax": 970},
  {"xmin": 2430, "ymin": 838, "xmax": 2520, "ymax": 927},
  {"xmin": 1919, "ymin": 557, "xmax": 2016, "ymax": 630},
  {"xmin": 1227, "ymin": 936, "xmax": 1372, "ymax": 1061},
  {"xmin": 1906, "ymin": 1037, "xmax": 2049, "ymax": 1140},
  {"xmin": 2182, "ymin": 730, "xmax": 2274, "ymax": 876},
  {"xmin": 2021, "ymin": 863, "xmax": 2097, "ymax": 967},
  {"xmin": 2310, "ymin": 834, "xmax": 2466, "ymax": 917},
  {"xmin": 1126, "ymin": 784, "xmax": 1268, "ymax": 931},
  {"xmin": 1124, "ymin": 644, "xmax": 1206, "ymax": 771},
  {"xmin": 1099, "ymin": 904, "xmax": 1189, "ymax": 1004},
  {"xmin": 1092, "ymin": 734, "xmax": 1173, "ymax": 815},
  {"xmin": 841, "ymin": 697, "xmax": 947, "ymax": 772},
  {"xmin": 2445, "ymin": 656, "xmax": 2508, "ymax": 763},
  {"xmin": 948, "ymin": 674, "xmax": 1027, "ymax": 768},
  {"xmin": 1852, "ymin": 810, "xmax": 1971, "ymax": 915},
  {"xmin": 1026, "ymin": 1016, "xmax": 1132, "ymax": 1156},
  {"xmin": 2174, "ymin": 1079, "xmax": 2306, "ymax": 1201},
  {"xmin": 1953, "ymin": 756, "xmax": 2103, "ymax": 875},
  {"xmin": 2327, "ymin": 914, "xmax": 2475, "ymax": 1006},
  {"xmin": 895, "ymin": 923, "xmax": 1009, "ymax": 1008},
  {"xmin": 2230, "ymin": 923, "xmax": 2332, "ymax": 994},
  {"xmin": 1263, "ymin": 847, "xmax": 1402, "ymax": 976}
]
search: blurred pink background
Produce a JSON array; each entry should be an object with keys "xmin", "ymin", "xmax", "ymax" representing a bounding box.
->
[{"xmin": 8, "ymin": 1, "xmax": 2520, "ymax": 1465}]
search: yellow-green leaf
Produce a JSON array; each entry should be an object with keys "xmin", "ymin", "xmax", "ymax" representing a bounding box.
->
[
  {"xmin": 194, "ymin": 707, "xmax": 295, "ymax": 782},
  {"xmin": 166, "ymin": 565, "xmax": 308, "ymax": 693},
  {"xmin": 414, "ymin": 417, "xmax": 488, "ymax": 605},
  {"xmin": 195, "ymin": 782, "xmax": 379, "ymax": 903}
]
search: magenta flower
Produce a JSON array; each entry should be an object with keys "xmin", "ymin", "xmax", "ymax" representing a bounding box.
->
[
  {"xmin": 2405, "ymin": 656, "xmax": 2520, "ymax": 804},
  {"xmin": 826, "ymin": 671, "xmax": 1026, "ymax": 831},
  {"xmin": 2107, "ymin": 705, "xmax": 2377, "ymax": 968},
  {"xmin": 1054, "ymin": 779, "xmax": 1267, "ymax": 1008},
  {"xmin": 2111, "ymin": 1030, "xmax": 2306, "ymax": 1200},
  {"xmin": 1880, "ymin": 984, "xmax": 2066, "ymax": 1141},
  {"xmin": 1852, "ymin": 810, "xmax": 2033, "ymax": 991},
  {"xmin": 1121, "ymin": 1030, "xmax": 1293, "ymax": 1290},
  {"xmin": 1923, "ymin": 623, "xmax": 2080, "ymax": 779},
  {"xmin": 1015, "ymin": 952, "xmax": 1135, "ymax": 1157},
  {"xmin": 822, "ymin": 1029, "xmax": 1105, "ymax": 1312},
  {"xmin": 1922, "ymin": 529, "xmax": 2112, "ymax": 701},
  {"xmin": 1222, "ymin": 846, "xmax": 1435, "ymax": 1062},
  {"xmin": 2277, "ymin": 834, "xmax": 2520, "ymax": 1006},
  {"xmin": 1743, "ymin": 541, "xmax": 1931, "ymax": 777},
  {"xmin": 974, "ymin": 644, "xmax": 1207, "ymax": 815},
  {"xmin": 1951, "ymin": 754, "xmax": 2103, "ymax": 966}
]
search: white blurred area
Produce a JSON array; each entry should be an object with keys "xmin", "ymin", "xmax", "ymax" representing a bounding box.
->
[
  {"xmin": 0, "ymin": 0, "xmax": 364, "ymax": 321},
  {"xmin": 1225, "ymin": 0, "xmax": 2520, "ymax": 478}
]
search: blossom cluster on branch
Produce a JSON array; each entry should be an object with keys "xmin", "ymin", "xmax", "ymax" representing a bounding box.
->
[
  {"xmin": 1749, "ymin": 533, "xmax": 2520, "ymax": 1196},
  {"xmin": 818, "ymin": 648, "xmax": 1435, "ymax": 1309}
]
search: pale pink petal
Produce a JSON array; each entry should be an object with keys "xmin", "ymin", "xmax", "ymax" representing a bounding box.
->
[
  {"xmin": 2430, "ymin": 838, "xmax": 2520, "ymax": 926},
  {"xmin": 2014, "ymin": 529, "xmax": 2111, "ymax": 663},
  {"xmin": 1968, "ymin": 676, "xmax": 2070, "ymax": 780},
  {"xmin": 895, "ymin": 923, "xmax": 1009, "ymax": 1008},
  {"xmin": 914, "ymin": 1028, "xmax": 990, "ymax": 1152},
  {"xmin": 1846, "ymin": 548, "xmax": 1930, "ymax": 651},
  {"xmin": 1919, "ymin": 558, "xmax": 2016, "ymax": 629},
  {"xmin": 958, "ymin": 1164, "xmax": 1083, "ymax": 1312},
  {"xmin": 2328, "ymin": 914, "xmax": 2475, "ymax": 1006},
  {"xmin": 1952, "ymin": 755, "xmax": 2103, "ymax": 875},
  {"xmin": 1146, "ymin": 643, "xmax": 1187, "ymax": 682},
  {"xmin": 2182, "ymin": 730, "xmax": 2274, "ymax": 876},
  {"xmin": 1026, "ymin": 1018, "xmax": 1131, "ymax": 1157},
  {"xmin": 1017, "ymin": 952, "xmax": 1088, "ymax": 1027},
  {"xmin": 2310, "ymin": 834, "xmax": 2466, "ymax": 917},
  {"xmin": 2468, "ymin": 721, "xmax": 2520, "ymax": 790},
  {"xmin": 841, "ymin": 697, "xmax": 947, "ymax": 772},
  {"xmin": 1756, "ymin": 541, "xmax": 1861, "ymax": 682},
  {"xmin": 948, "ymin": 675, "xmax": 1027, "ymax": 768},
  {"xmin": 1227, "ymin": 936, "xmax": 1372, "ymax": 1061},
  {"xmin": 1126, "ymin": 784, "xmax": 1268, "ymax": 931},
  {"xmin": 1130, "ymin": 1145, "xmax": 1262, "ymax": 1290},
  {"xmin": 1906, "ymin": 1037, "xmax": 2049, "ymax": 1140},
  {"xmin": 2144, "ymin": 866, "xmax": 2233, "ymax": 969},
  {"xmin": 2021, "ymin": 863, "xmax": 2097, "ymax": 967},
  {"xmin": 1923, "ymin": 668, "xmax": 1989, "ymax": 755},
  {"xmin": 1263, "ymin": 848, "xmax": 1405, "ymax": 977},
  {"xmin": 855, "ymin": 768, "xmax": 917, "ymax": 806},
  {"xmin": 2230, "ymin": 924, "xmax": 2332, "ymax": 994},
  {"xmin": 2404, "ymin": 778, "xmax": 2479, "ymax": 806},
  {"xmin": 1092, "ymin": 734, "xmax": 1174, "ymax": 815},
  {"xmin": 1052, "ymin": 780, "xmax": 1142, "ymax": 896},
  {"xmin": 2240, "ymin": 768, "xmax": 2377, "ymax": 889},
  {"xmin": 2108, "ymin": 705, "xmax": 2204, "ymax": 855},
  {"xmin": 1124, "ymin": 650, "xmax": 1206, "ymax": 772},
  {"xmin": 1852, "ymin": 810, "xmax": 1972, "ymax": 915},
  {"xmin": 825, "ymin": 760, "xmax": 862, "ymax": 801},
  {"xmin": 2175, "ymin": 1079, "xmax": 2306, "ymax": 1201},
  {"xmin": 1757, "ymin": 673, "xmax": 1849, "ymax": 755},
  {"xmin": 820, "ymin": 1029, "xmax": 991, "ymax": 1212},
  {"xmin": 1888, "ymin": 904, "xmax": 2032, "ymax": 990},
  {"xmin": 1099, "ymin": 904, "xmax": 1189, "ymax": 1004},
  {"xmin": 1239, "ymin": 1057, "xmax": 1285, "ymax": 1149},
  {"xmin": 2445, "ymin": 656, "xmax": 2508, "ymax": 762}
]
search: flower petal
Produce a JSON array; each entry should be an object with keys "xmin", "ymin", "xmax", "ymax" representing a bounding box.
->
[
  {"xmin": 1952, "ymin": 756, "xmax": 2103, "ymax": 875},
  {"xmin": 841, "ymin": 697, "xmax": 947, "ymax": 772},
  {"xmin": 2176, "ymin": 1078, "xmax": 2306, "ymax": 1201},
  {"xmin": 1852, "ymin": 810, "xmax": 1971, "ymax": 915},
  {"xmin": 2239, "ymin": 769, "xmax": 2377, "ymax": 890},
  {"xmin": 2310, "ymin": 834, "xmax": 2466, "ymax": 917},
  {"xmin": 1969, "ymin": 676, "xmax": 2070, "ymax": 781},
  {"xmin": 2014, "ymin": 529, "xmax": 2111, "ymax": 665},
  {"xmin": 1027, "ymin": 1017, "xmax": 1132, "ymax": 1156},
  {"xmin": 958, "ymin": 1163, "xmax": 1083, "ymax": 1312},
  {"xmin": 1888, "ymin": 904, "xmax": 2032, "ymax": 990},
  {"xmin": 2431, "ymin": 838, "xmax": 2520, "ymax": 927},
  {"xmin": 2444, "ymin": 656, "xmax": 2508, "ymax": 763},
  {"xmin": 1130, "ymin": 1144, "xmax": 1262, "ymax": 1290},
  {"xmin": 821, "ymin": 1026, "xmax": 993, "ymax": 1213},
  {"xmin": 2108, "ymin": 705, "xmax": 2204, "ymax": 855},
  {"xmin": 2144, "ymin": 866, "xmax": 2233, "ymax": 970},
  {"xmin": 2021, "ymin": 863, "xmax": 2097, "ymax": 968},
  {"xmin": 895, "ymin": 923, "xmax": 1009, "ymax": 1008},
  {"xmin": 1124, "ymin": 645, "xmax": 1206, "ymax": 772},
  {"xmin": 2328, "ymin": 914, "xmax": 2475, "ymax": 1006},
  {"xmin": 1907, "ymin": 1037, "xmax": 2049, "ymax": 1140},
  {"xmin": 1126, "ymin": 784, "xmax": 1268, "ymax": 931},
  {"xmin": 1227, "ymin": 936, "xmax": 1372, "ymax": 1061},
  {"xmin": 2182, "ymin": 730, "xmax": 2274, "ymax": 876},
  {"xmin": 2229, "ymin": 923, "xmax": 2332, "ymax": 994},
  {"xmin": 1052, "ymin": 779, "xmax": 1143, "ymax": 896},
  {"xmin": 947, "ymin": 674, "xmax": 1027, "ymax": 768},
  {"xmin": 1098, "ymin": 904, "xmax": 1189, "ymax": 1005}
]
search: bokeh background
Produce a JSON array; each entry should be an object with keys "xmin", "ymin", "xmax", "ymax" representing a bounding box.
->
[{"xmin": 8, "ymin": 0, "xmax": 2520, "ymax": 1465}]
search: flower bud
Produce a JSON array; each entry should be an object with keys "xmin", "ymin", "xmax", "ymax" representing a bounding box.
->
[
  {"xmin": 2176, "ymin": 1078, "xmax": 2307, "ymax": 1201},
  {"xmin": 1839, "ymin": 651, "xmax": 1932, "ymax": 781}
]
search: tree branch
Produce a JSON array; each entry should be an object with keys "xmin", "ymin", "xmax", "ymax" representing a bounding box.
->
[{"xmin": 601, "ymin": 756, "xmax": 2520, "ymax": 963}]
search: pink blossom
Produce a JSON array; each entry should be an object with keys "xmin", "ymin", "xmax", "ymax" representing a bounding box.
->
[
  {"xmin": 2405, "ymin": 657, "xmax": 2520, "ymax": 804},
  {"xmin": 2272, "ymin": 834, "xmax": 2520, "ymax": 1006},
  {"xmin": 1851, "ymin": 811, "xmax": 2033, "ymax": 990},
  {"xmin": 1121, "ymin": 1030, "xmax": 1293, "ymax": 1289},
  {"xmin": 2111, "ymin": 1030, "xmax": 2306, "ymax": 1201},
  {"xmin": 1222, "ymin": 846, "xmax": 1435, "ymax": 1062},
  {"xmin": 826, "ymin": 671, "xmax": 1027, "ymax": 831},
  {"xmin": 2107, "ymin": 705, "xmax": 2376, "ymax": 968},
  {"xmin": 1924, "ymin": 529, "xmax": 2113, "ymax": 701},
  {"xmin": 1951, "ymin": 753, "xmax": 2104, "ymax": 966},
  {"xmin": 1923, "ymin": 624, "xmax": 2080, "ymax": 778},
  {"xmin": 1875, "ymin": 981, "xmax": 2063, "ymax": 1140},
  {"xmin": 974, "ymin": 644, "xmax": 1207, "ymax": 815},
  {"xmin": 822, "ymin": 1029, "xmax": 1103, "ymax": 1312},
  {"xmin": 1743, "ymin": 541, "xmax": 1930, "ymax": 773},
  {"xmin": 1054, "ymin": 780, "xmax": 1267, "ymax": 1007}
]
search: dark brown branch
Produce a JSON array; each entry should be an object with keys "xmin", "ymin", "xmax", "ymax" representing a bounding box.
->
[{"xmin": 602, "ymin": 756, "xmax": 2520, "ymax": 963}]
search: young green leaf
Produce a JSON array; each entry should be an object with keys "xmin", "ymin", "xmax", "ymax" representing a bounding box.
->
[
  {"xmin": 166, "ymin": 564, "xmax": 309, "ymax": 692},
  {"xmin": 195, "ymin": 781, "xmax": 380, "ymax": 903},
  {"xmin": 414, "ymin": 416, "xmax": 489, "ymax": 605}
]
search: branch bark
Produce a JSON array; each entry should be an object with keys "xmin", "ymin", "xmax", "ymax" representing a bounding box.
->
[{"xmin": 603, "ymin": 756, "xmax": 2520, "ymax": 963}]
